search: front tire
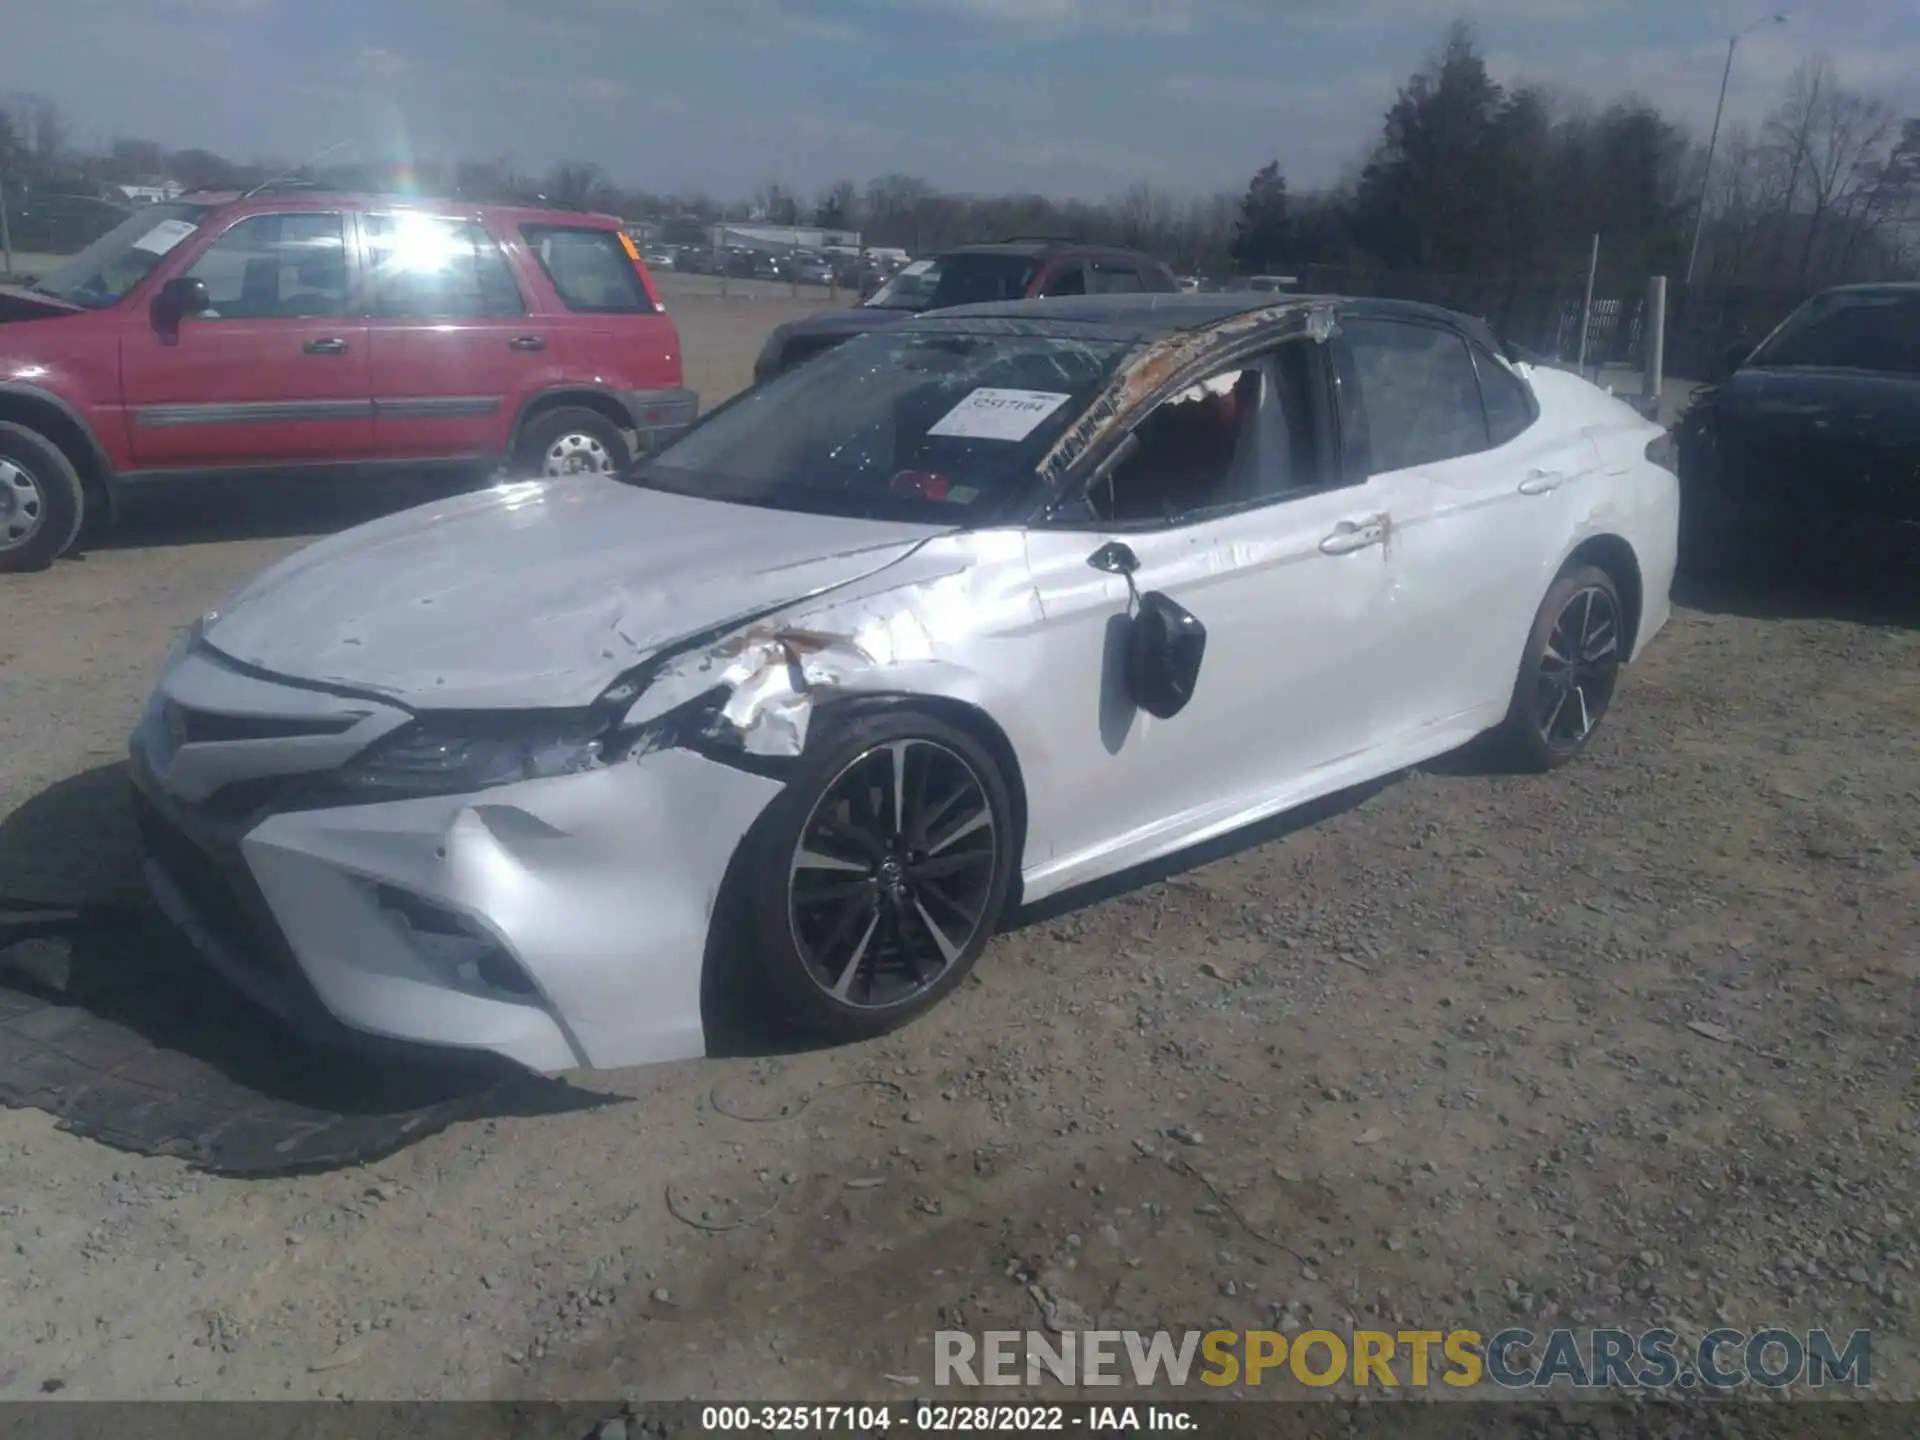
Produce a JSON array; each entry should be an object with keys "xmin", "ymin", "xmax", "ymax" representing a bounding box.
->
[
  {"xmin": 513, "ymin": 406, "xmax": 631, "ymax": 479},
  {"xmin": 1492, "ymin": 564, "xmax": 1625, "ymax": 773},
  {"xmin": 0, "ymin": 422, "xmax": 85, "ymax": 574},
  {"xmin": 740, "ymin": 709, "xmax": 1017, "ymax": 1043}
]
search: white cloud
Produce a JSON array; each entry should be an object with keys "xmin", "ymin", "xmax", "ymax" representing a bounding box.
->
[
  {"xmin": 351, "ymin": 46, "xmax": 412, "ymax": 85},
  {"xmin": 1161, "ymin": 70, "xmax": 1399, "ymax": 112},
  {"xmin": 889, "ymin": 0, "xmax": 1248, "ymax": 34},
  {"xmin": 154, "ymin": 0, "xmax": 276, "ymax": 11},
  {"xmin": 899, "ymin": 0, "xmax": 1612, "ymax": 31},
  {"xmin": 1281, "ymin": 0, "xmax": 1623, "ymax": 27}
]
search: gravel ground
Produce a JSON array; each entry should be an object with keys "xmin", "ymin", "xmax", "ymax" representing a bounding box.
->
[{"xmin": 0, "ymin": 275, "xmax": 1915, "ymax": 1404}]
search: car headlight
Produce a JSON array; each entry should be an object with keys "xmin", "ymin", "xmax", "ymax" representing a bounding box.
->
[{"xmin": 333, "ymin": 714, "xmax": 612, "ymax": 800}]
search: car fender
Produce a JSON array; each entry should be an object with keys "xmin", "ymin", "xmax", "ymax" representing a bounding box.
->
[
  {"xmin": 636, "ymin": 529, "xmax": 1077, "ymax": 886},
  {"xmin": 508, "ymin": 382, "xmax": 637, "ymax": 439},
  {"xmin": 1546, "ymin": 513, "xmax": 1665, "ymax": 664},
  {"xmin": 0, "ymin": 379, "xmax": 121, "ymax": 514}
]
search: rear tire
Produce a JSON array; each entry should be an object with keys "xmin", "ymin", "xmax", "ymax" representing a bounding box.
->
[
  {"xmin": 737, "ymin": 708, "xmax": 1017, "ymax": 1043},
  {"xmin": 0, "ymin": 422, "xmax": 85, "ymax": 574},
  {"xmin": 1490, "ymin": 564, "xmax": 1625, "ymax": 773},
  {"xmin": 513, "ymin": 406, "xmax": 631, "ymax": 480}
]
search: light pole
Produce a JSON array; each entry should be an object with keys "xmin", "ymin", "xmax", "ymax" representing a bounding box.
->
[{"xmin": 1684, "ymin": 12, "xmax": 1788, "ymax": 284}]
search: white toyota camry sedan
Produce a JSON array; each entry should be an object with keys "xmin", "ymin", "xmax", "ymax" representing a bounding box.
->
[{"xmin": 129, "ymin": 294, "xmax": 1679, "ymax": 1074}]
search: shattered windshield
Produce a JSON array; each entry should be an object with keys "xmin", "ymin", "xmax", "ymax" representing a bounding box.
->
[
  {"xmin": 1749, "ymin": 290, "xmax": 1920, "ymax": 375},
  {"xmin": 866, "ymin": 253, "xmax": 1038, "ymax": 312},
  {"xmin": 632, "ymin": 328, "xmax": 1128, "ymax": 522},
  {"xmin": 31, "ymin": 202, "xmax": 214, "ymax": 308}
]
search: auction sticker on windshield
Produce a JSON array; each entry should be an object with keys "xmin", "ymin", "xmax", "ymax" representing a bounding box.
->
[
  {"xmin": 131, "ymin": 219, "xmax": 199, "ymax": 256},
  {"xmin": 927, "ymin": 388, "xmax": 1071, "ymax": 442}
]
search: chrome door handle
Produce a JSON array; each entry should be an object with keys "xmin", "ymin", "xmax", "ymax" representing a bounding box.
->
[
  {"xmin": 302, "ymin": 337, "xmax": 348, "ymax": 355},
  {"xmin": 1319, "ymin": 519, "xmax": 1385, "ymax": 555},
  {"xmin": 1518, "ymin": 468, "xmax": 1567, "ymax": 495},
  {"xmin": 508, "ymin": 335, "xmax": 547, "ymax": 352}
]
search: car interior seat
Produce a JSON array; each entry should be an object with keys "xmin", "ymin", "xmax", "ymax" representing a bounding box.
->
[
  {"xmin": 279, "ymin": 249, "xmax": 346, "ymax": 317},
  {"xmin": 238, "ymin": 256, "xmax": 280, "ymax": 317}
]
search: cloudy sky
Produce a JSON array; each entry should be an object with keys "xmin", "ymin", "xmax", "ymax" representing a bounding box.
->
[{"xmin": 4, "ymin": 0, "xmax": 1916, "ymax": 201}]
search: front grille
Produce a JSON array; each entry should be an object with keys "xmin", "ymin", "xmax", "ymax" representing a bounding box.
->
[{"xmin": 131, "ymin": 789, "xmax": 320, "ymax": 1007}]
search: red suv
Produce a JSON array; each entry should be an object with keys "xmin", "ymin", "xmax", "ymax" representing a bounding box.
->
[{"xmin": 0, "ymin": 187, "xmax": 695, "ymax": 573}]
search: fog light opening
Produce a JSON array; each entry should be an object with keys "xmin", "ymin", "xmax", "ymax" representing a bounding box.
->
[{"xmin": 372, "ymin": 884, "xmax": 541, "ymax": 1000}]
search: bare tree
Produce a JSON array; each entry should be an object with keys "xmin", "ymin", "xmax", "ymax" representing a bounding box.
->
[
  {"xmin": 24, "ymin": 95, "xmax": 67, "ymax": 173},
  {"xmin": 814, "ymin": 179, "xmax": 860, "ymax": 230},
  {"xmin": 1765, "ymin": 57, "xmax": 1898, "ymax": 283},
  {"xmin": 752, "ymin": 180, "xmax": 800, "ymax": 226},
  {"xmin": 1112, "ymin": 182, "xmax": 1176, "ymax": 251},
  {"xmin": 542, "ymin": 160, "xmax": 604, "ymax": 210},
  {"xmin": 0, "ymin": 103, "xmax": 22, "ymax": 180}
]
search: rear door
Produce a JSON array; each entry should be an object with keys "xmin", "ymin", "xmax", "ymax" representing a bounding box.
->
[
  {"xmin": 518, "ymin": 221, "xmax": 680, "ymax": 383},
  {"xmin": 120, "ymin": 209, "xmax": 373, "ymax": 469},
  {"xmin": 517, "ymin": 221, "xmax": 687, "ymax": 447},
  {"xmin": 363, "ymin": 211, "xmax": 546, "ymax": 461},
  {"xmin": 1338, "ymin": 314, "xmax": 1601, "ymax": 737}
]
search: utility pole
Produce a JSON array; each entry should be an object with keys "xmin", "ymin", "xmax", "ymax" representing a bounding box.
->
[
  {"xmin": 1641, "ymin": 275, "xmax": 1667, "ymax": 421},
  {"xmin": 1685, "ymin": 13, "xmax": 1789, "ymax": 285}
]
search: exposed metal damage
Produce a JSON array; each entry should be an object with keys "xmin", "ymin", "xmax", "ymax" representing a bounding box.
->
[
  {"xmin": 626, "ymin": 626, "xmax": 882, "ymax": 758},
  {"xmin": 623, "ymin": 553, "xmax": 985, "ymax": 760},
  {"xmin": 1037, "ymin": 299, "xmax": 1314, "ymax": 484}
]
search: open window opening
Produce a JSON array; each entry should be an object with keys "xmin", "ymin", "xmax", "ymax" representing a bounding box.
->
[{"xmin": 1083, "ymin": 340, "xmax": 1331, "ymax": 525}]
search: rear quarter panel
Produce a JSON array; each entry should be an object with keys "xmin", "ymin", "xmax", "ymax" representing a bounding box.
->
[
  {"xmin": 1528, "ymin": 366, "xmax": 1678, "ymax": 658},
  {"xmin": 495, "ymin": 216, "xmax": 684, "ymax": 399}
]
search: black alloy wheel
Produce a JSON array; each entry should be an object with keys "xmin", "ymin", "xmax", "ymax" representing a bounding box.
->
[
  {"xmin": 734, "ymin": 709, "xmax": 1016, "ymax": 1043},
  {"xmin": 1534, "ymin": 582, "xmax": 1622, "ymax": 754},
  {"xmin": 1493, "ymin": 563, "xmax": 1625, "ymax": 772},
  {"xmin": 788, "ymin": 737, "xmax": 998, "ymax": 1009}
]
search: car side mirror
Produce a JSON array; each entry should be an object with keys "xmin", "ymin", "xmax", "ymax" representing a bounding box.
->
[
  {"xmin": 1126, "ymin": 590, "xmax": 1206, "ymax": 720},
  {"xmin": 1711, "ymin": 340, "xmax": 1748, "ymax": 381},
  {"xmin": 153, "ymin": 276, "xmax": 211, "ymax": 326}
]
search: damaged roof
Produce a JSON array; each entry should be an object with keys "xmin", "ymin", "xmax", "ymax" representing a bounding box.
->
[{"xmin": 915, "ymin": 292, "xmax": 1511, "ymax": 356}]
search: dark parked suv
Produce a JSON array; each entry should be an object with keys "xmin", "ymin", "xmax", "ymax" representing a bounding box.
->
[
  {"xmin": 752, "ymin": 239, "xmax": 1179, "ymax": 383},
  {"xmin": 0, "ymin": 187, "xmax": 695, "ymax": 573}
]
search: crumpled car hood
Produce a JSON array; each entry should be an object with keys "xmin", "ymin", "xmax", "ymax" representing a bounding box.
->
[{"xmin": 201, "ymin": 478, "xmax": 945, "ymax": 710}]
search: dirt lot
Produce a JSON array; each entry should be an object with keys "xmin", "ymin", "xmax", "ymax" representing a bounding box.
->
[{"xmin": 0, "ymin": 273, "xmax": 1915, "ymax": 1406}]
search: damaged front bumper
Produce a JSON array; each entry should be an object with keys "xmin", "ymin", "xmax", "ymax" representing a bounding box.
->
[{"xmin": 130, "ymin": 695, "xmax": 783, "ymax": 1075}]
